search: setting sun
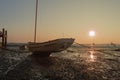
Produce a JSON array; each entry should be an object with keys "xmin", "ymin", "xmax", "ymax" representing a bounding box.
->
[{"xmin": 89, "ymin": 31, "xmax": 95, "ymax": 37}]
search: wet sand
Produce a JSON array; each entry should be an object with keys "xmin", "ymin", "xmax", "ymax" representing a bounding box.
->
[{"xmin": 0, "ymin": 45, "xmax": 120, "ymax": 80}]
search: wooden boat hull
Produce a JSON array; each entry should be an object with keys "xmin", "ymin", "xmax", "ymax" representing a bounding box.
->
[{"xmin": 27, "ymin": 38, "xmax": 74, "ymax": 56}]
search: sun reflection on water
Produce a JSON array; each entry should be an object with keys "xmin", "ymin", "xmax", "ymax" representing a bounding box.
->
[
  {"xmin": 90, "ymin": 52, "xmax": 94, "ymax": 61},
  {"xmin": 89, "ymin": 50, "xmax": 96, "ymax": 62}
]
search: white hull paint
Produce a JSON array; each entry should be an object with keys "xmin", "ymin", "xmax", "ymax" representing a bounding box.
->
[{"xmin": 28, "ymin": 38, "xmax": 74, "ymax": 53}]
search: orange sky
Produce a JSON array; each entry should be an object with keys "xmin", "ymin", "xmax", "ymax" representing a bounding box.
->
[{"xmin": 0, "ymin": 0, "xmax": 120, "ymax": 44}]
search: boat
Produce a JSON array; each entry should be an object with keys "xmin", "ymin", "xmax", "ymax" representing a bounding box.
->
[
  {"xmin": 27, "ymin": 0, "xmax": 75, "ymax": 57},
  {"xmin": 27, "ymin": 38, "xmax": 74, "ymax": 57}
]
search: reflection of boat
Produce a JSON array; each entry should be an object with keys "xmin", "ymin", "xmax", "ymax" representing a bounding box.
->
[{"xmin": 27, "ymin": 38, "xmax": 74, "ymax": 57}]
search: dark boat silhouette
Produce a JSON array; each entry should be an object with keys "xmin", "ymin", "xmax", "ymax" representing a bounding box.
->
[
  {"xmin": 27, "ymin": 38, "xmax": 74, "ymax": 56},
  {"xmin": 27, "ymin": 0, "xmax": 74, "ymax": 57}
]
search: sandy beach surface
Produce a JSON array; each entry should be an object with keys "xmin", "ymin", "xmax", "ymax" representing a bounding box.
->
[{"xmin": 0, "ymin": 44, "xmax": 120, "ymax": 80}]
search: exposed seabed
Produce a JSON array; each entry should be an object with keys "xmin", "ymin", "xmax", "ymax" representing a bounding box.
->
[{"xmin": 0, "ymin": 44, "xmax": 120, "ymax": 80}]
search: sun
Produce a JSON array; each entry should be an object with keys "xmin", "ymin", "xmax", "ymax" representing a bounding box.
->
[{"xmin": 89, "ymin": 31, "xmax": 95, "ymax": 37}]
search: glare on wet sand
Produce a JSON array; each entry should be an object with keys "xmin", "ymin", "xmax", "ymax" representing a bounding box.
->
[{"xmin": 0, "ymin": 44, "xmax": 120, "ymax": 80}]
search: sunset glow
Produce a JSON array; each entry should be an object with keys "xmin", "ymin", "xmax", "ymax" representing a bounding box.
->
[
  {"xmin": 89, "ymin": 31, "xmax": 95, "ymax": 37},
  {"xmin": 0, "ymin": 0, "xmax": 120, "ymax": 43}
]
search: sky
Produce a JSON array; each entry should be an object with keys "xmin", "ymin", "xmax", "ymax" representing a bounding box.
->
[{"xmin": 0, "ymin": 0, "xmax": 120, "ymax": 44}]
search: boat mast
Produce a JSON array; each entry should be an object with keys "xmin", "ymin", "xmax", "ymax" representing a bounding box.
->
[{"xmin": 34, "ymin": 0, "xmax": 38, "ymax": 43}]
